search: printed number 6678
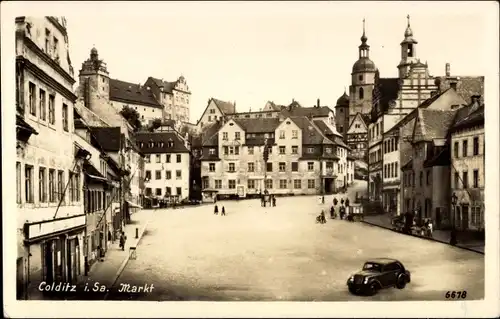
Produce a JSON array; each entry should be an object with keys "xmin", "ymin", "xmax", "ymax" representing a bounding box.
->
[{"xmin": 445, "ymin": 291, "xmax": 467, "ymax": 299}]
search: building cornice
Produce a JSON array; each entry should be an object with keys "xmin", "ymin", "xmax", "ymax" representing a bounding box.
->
[
  {"xmin": 21, "ymin": 34, "xmax": 75, "ymax": 85},
  {"xmin": 18, "ymin": 56, "xmax": 77, "ymax": 102}
]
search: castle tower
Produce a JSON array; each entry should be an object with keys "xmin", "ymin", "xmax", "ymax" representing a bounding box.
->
[
  {"xmin": 349, "ymin": 19, "xmax": 377, "ymax": 124},
  {"xmin": 398, "ymin": 15, "xmax": 419, "ymax": 79},
  {"xmin": 334, "ymin": 89, "xmax": 350, "ymax": 141},
  {"xmin": 77, "ymin": 47, "xmax": 110, "ymax": 111}
]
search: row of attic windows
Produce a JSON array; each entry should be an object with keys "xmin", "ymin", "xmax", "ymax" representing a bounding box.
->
[{"xmin": 137, "ymin": 139, "xmax": 174, "ymax": 149}]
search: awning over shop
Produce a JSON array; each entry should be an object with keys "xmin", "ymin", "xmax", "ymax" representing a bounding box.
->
[
  {"xmin": 83, "ymin": 161, "xmax": 108, "ymax": 182},
  {"xmin": 126, "ymin": 200, "xmax": 143, "ymax": 209},
  {"xmin": 202, "ymin": 188, "xmax": 219, "ymax": 193}
]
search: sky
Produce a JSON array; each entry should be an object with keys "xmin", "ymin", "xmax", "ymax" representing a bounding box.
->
[{"xmin": 10, "ymin": 2, "xmax": 497, "ymax": 122}]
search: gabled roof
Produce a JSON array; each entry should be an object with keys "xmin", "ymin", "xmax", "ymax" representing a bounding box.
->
[
  {"xmin": 233, "ymin": 118, "xmax": 281, "ymax": 133},
  {"xmin": 401, "ymin": 159, "xmax": 413, "ymax": 170},
  {"xmin": 200, "ymin": 121, "xmax": 223, "ymax": 147},
  {"xmin": 436, "ymin": 76, "xmax": 484, "ymax": 104},
  {"xmin": 109, "ymin": 79, "xmax": 163, "ymax": 108},
  {"xmin": 412, "ymin": 109, "xmax": 456, "ymax": 143},
  {"xmin": 312, "ymin": 120, "xmax": 348, "ymax": 148},
  {"xmin": 450, "ymin": 103, "xmax": 484, "ymax": 133},
  {"xmin": 135, "ymin": 131, "xmax": 189, "ymax": 154},
  {"xmin": 373, "ymin": 78, "xmax": 400, "ymax": 112},
  {"xmin": 90, "ymin": 127, "xmax": 122, "ymax": 152},
  {"xmin": 290, "ymin": 116, "xmax": 325, "ymax": 145},
  {"xmin": 347, "ymin": 112, "xmax": 368, "ymax": 133},
  {"xmin": 282, "ymin": 106, "xmax": 332, "ymax": 118},
  {"xmin": 212, "ymin": 98, "xmax": 236, "ymax": 114},
  {"xmin": 146, "ymin": 76, "xmax": 177, "ymax": 94}
]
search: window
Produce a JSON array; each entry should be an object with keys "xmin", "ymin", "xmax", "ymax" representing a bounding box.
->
[
  {"xmin": 68, "ymin": 171, "xmax": 76, "ymax": 202},
  {"xmin": 419, "ymin": 171, "xmax": 423, "ymax": 187},
  {"xmin": 308, "ymin": 179, "xmax": 315, "ymax": 189},
  {"xmin": 473, "ymin": 169, "xmax": 479, "ymax": 188},
  {"xmin": 228, "ymin": 180, "xmax": 236, "ymax": 189},
  {"xmin": 292, "ymin": 130, "xmax": 298, "ymax": 139},
  {"xmin": 248, "ymin": 179, "xmax": 255, "ymax": 189},
  {"xmin": 473, "ymin": 137, "xmax": 479, "ymax": 156},
  {"xmin": 145, "ymin": 188, "xmax": 152, "ymax": 196},
  {"xmin": 75, "ymin": 173, "xmax": 80, "ymax": 202},
  {"xmin": 163, "ymin": 187, "xmax": 170, "ymax": 195},
  {"xmin": 248, "ymin": 146, "xmax": 254, "ymax": 155},
  {"xmin": 235, "ymin": 146, "xmax": 239, "ymax": 155},
  {"xmin": 426, "ymin": 170, "xmax": 431, "ymax": 185},
  {"xmin": 45, "ymin": 28, "xmax": 51, "ymax": 53},
  {"xmin": 209, "ymin": 163, "xmax": 215, "ymax": 172},
  {"xmin": 291, "ymin": 162, "xmax": 298, "ymax": 172},
  {"xmin": 339, "ymin": 126, "xmax": 343, "ymax": 133},
  {"xmin": 462, "ymin": 140, "xmax": 468, "ymax": 157},
  {"xmin": 454, "ymin": 172, "xmax": 460, "ymax": 189},
  {"xmin": 267, "ymin": 146, "xmax": 272, "ymax": 154},
  {"xmin": 208, "ymin": 116, "xmax": 212, "ymax": 122},
  {"xmin": 222, "ymin": 132, "xmax": 228, "ymax": 140},
  {"xmin": 166, "ymin": 154, "xmax": 171, "ymax": 163},
  {"xmin": 202, "ymin": 179, "xmax": 209, "ymax": 190},
  {"xmin": 266, "ymin": 162, "xmax": 273, "ymax": 172},
  {"xmin": 48, "ymin": 95, "xmax": 55, "ymax": 124},
  {"xmin": 155, "ymin": 170, "xmax": 161, "ymax": 179},
  {"xmin": 395, "ymin": 162, "xmax": 398, "ymax": 177},
  {"xmin": 294, "ymin": 179, "xmax": 301, "ymax": 189},
  {"xmin": 248, "ymin": 162, "xmax": 254, "ymax": 172},
  {"xmin": 29, "ymin": 82, "xmax": 36, "ymax": 115},
  {"xmin": 462, "ymin": 171, "xmax": 468, "ymax": 188},
  {"xmin": 307, "ymin": 147, "xmax": 314, "ymax": 154},
  {"xmin": 292, "ymin": 146, "xmax": 298, "ymax": 154},
  {"xmin": 359, "ymin": 87, "xmax": 364, "ymax": 99},
  {"xmin": 279, "ymin": 162, "xmax": 286, "ymax": 172},
  {"xmin": 156, "ymin": 188, "xmax": 162, "ymax": 196},
  {"xmin": 175, "ymin": 170, "xmax": 182, "ymax": 179},
  {"xmin": 156, "ymin": 154, "xmax": 161, "ymax": 163},
  {"xmin": 38, "ymin": 167, "xmax": 47, "ymax": 203},
  {"xmin": 215, "ymin": 180, "xmax": 222, "ymax": 189},
  {"xmin": 209, "ymin": 148, "xmax": 215, "ymax": 155},
  {"xmin": 145, "ymin": 170, "xmax": 152, "ymax": 180},
  {"xmin": 279, "ymin": 130, "xmax": 285, "ymax": 139},
  {"xmin": 454, "ymin": 141, "xmax": 459, "ymax": 158},
  {"xmin": 62, "ymin": 103, "xmax": 69, "ymax": 131},
  {"xmin": 177, "ymin": 154, "xmax": 181, "ymax": 163},
  {"xmin": 279, "ymin": 146, "xmax": 286, "ymax": 154},
  {"xmin": 144, "ymin": 155, "xmax": 150, "ymax": 163},
  {"xmin": 25, "ymin": 165, "xmax": 34, "ymax": 203},
  {"xmin": 265, "ymin": 179, "xmax": 273, "ymax": 189},
  {"xmin": 307, "ymin": 162, "xmax": 314, "ymax": 171},
  {"xmin": 16, "ymin": 162, "xmax": 22, "ymax": 203},
  {"xmin": 176, "ymin": 188, "xmax": 182, "ymax": 197},
  {"xmin": 358, "ymin": 75, "xmax": 363, "ymax": 81},
  {"xmin": 38, "ymin": 89, "xmax": 47, "ymax": 121},
  {"xmin": 57, "ymin": 170, "xmax": 64, "ymax": 203},
  {"xmin": 279, "ymin": 179, "xmax": 287, "ymax": 189}
]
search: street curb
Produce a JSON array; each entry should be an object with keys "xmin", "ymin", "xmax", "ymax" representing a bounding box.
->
[
  {"xmin": 361, "ymin": 220, "xmax": 485, "ymax": 255},
  {"xmin": 103, "ymin": 212, "xmax": 153, "ymax": 300}
]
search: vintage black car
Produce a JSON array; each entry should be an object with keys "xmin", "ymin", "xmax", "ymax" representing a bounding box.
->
[{"xmin": 347, "ymin": 258, "xmax": 411, "ymax": 295}]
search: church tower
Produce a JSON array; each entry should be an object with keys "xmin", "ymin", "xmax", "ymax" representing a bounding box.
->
[
  {"xmin": 349, "ymin": 19, "xmax": 377, "ymax": 125},
  {"xmin": 77, "ymin": 47, "xmax": 110, "ymax": 112},
  {"xmin": 398, "ymin": 15, "xmax": 419, "ymax": 79}
]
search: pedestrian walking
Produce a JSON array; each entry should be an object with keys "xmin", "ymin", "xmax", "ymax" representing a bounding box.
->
[
  {"xmin": 221, "ymin": 206, "xmax": 226, "ymax": 216},
  {"xmin": 321, "ymin": 195, "xmax": 325, "ymax": 204},
  {"xmin": 428, "ymin": 220, "xmax": 433, "ymax": 237},
  {"xmin": 330, "ymin": 206, "xmax": 334, "ymax": 219},
  {"xmin": 341, "ymin": 198, "xmax": 345, "ymax": 206},
  {"xmin": 321, "ymin": 210, "xmax": 326, "ymax": 224},
  {"xmin": 340, "ymin": 205, "xmax": 345, "ymax": 220},
  {"xmin": 333, "ymin": 197, "xmax": 338, "ymax": 206},
  {"xmin": 214, "ymin": 204, "xmax": 219, "ymax": 215},
  {"xmin": 345, "ymin": 198, "xmax": 350, "ymax": 207},
  {"xmin": 119, "ymin": 232, "xmax": 127, "ymax": 251},
  {"xmin": 450, "ymin": 229, "xmax": 457, "ymax": 246},
  {"xmin": 272, "ymin": 196, "xmax": 276, "ymax": 207}
]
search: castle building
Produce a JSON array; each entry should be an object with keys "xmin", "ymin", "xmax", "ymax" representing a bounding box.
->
[{"xmin": 144, "ymin": 76, "xmax": 191, "ymax": 123}]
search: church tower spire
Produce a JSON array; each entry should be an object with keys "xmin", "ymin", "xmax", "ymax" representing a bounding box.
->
[
  {"xmin": 359, "ymin": 18, "xmax": 370, "ymax": 59},
  {"xmin": 398, "ymin": 14, "xmax": 419, "ymax": 79}
]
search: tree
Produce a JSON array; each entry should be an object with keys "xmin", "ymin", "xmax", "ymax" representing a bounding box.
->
[
  {"xmin": 148, "ymin": 118, "xmax": 162, "ymax": 132},
  {"xmin": 120, "ymin": 106, "xmax": 142, "ymax": 131}
]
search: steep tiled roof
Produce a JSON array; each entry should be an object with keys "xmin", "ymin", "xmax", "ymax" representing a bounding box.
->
[
  {"xmin": 413, "ymin": 109, "xmax": 456, "ymax": 143},
  {"xmin": 109, "ymin": 79, "xmax": 163, "ymax": 108},
  {"xmin": 245, "ymin": 137, "xmax": 275, "ymax": 146},
  {"xmin": 135, "ymin": 132, "xmax": 189, "ymax": 154},
  {"xmin": 146, "ymin": 76, "xmax": 178, "ymax": 94},
  {"xmin": 282, "ymin": 106, "xmax": 332, "ymax": 118},
  {"xmin": 290, "ymin": 116, "xmax": 324, "ymax": 145},
  {"xmin": 373, "ymin": 78, "xmax": 400, "ymax": 112},
  {"xmin": 450, "ymin": 103, "xmax": 484, "ymax": 133},
  {"xmin": 233, "ymin": 118, "xmax": 281, "ymax": 133},
  {"xmin": 437, "ymin": 76, "xmax": 484, "ymax": 104},
  {"xmin": 212, "ymin": 98, "xmax": 236, "ymax": 114},
  {"xmin": 312, "ymin": 120, "xmax": 348, "ymax": 148},
  {"xmin": 401, "ymin": 159, "xmax": 413, "ymax": 170},
  {"xmin": 90, "ymin": 127, "xmax": 122, "ymax": 152},
  {"xmin": 200, "ymin": 121, "xmax": 223, "ymax": 146}
]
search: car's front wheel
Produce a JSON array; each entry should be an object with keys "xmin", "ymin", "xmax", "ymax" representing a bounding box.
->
[
  {"xmin": 396, "ymin": 274, "xmax": 407, "ymax": 289},
  {"xmin": 369, "ymin": 282, "xmax": 380, "ymax": 295}
]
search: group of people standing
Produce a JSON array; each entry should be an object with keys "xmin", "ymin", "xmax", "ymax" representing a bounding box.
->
[
  {"xmin": 317, "ymin": 196, "xmax": 352, "ymax": 224},
  {"xmin": 213, "ymin": 197, "xmax": 226, "ymax": 216},
  {"xmin": 261, "ymin": 194, "xmax": 277, "ymax": 207}
]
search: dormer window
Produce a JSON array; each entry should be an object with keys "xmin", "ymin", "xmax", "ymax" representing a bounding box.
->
[
  {"xmin": 209, "ymin": 148, "xmax": 215, "ymax": 155},
  {"xmin": 307, "ymin": 147, "xmax": 314, "ymax": 154},
  {"xmin": 148, "ymin": 142, "xmax": 154, "ymax": 148},
  {"xmin": 167, "ymin": 139, "xmax": 174, "ymax": 148}
]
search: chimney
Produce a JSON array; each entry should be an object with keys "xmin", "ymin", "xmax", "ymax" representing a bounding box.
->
[
  {"xmin": 316, "ymin": 98, "xmax": 320, "ymax": 108},
  {"xmin": 445, "ymin": 63, "xmax": 450, "ymax": 77},
  {"xmin": 449, "ymin": 81, "xmax": 457, "ymax": 91}
]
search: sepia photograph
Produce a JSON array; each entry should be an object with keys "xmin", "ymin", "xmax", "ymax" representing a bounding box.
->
[{"xmin": 2, "ymin": 1, "xmax": 499, "ymax": 318}]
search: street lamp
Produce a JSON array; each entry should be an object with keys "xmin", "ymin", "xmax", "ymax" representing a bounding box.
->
[{"xmin": 451, "ymin": 192, "xmax": 458, "ymax": 229}]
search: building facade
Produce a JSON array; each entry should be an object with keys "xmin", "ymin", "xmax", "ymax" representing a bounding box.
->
[
  {"xmin": 450, "ymin": 99, "xmax": 484, "ymax": 232},
  {"xmin": 144, "ymin": 76, "xmax": 191, "ymax": 123},
  {"xmin": 137, "ymin": 131, "xmax": 191, "ymax": 203},
  {"xmin": 15, "ymin": 16, "xmax": 87, "ymax": 299}
]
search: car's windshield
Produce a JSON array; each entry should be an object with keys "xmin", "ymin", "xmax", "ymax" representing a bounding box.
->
[{"xmin": 362, "ymin": 262, "xmax": 382, "ymax": 271}]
